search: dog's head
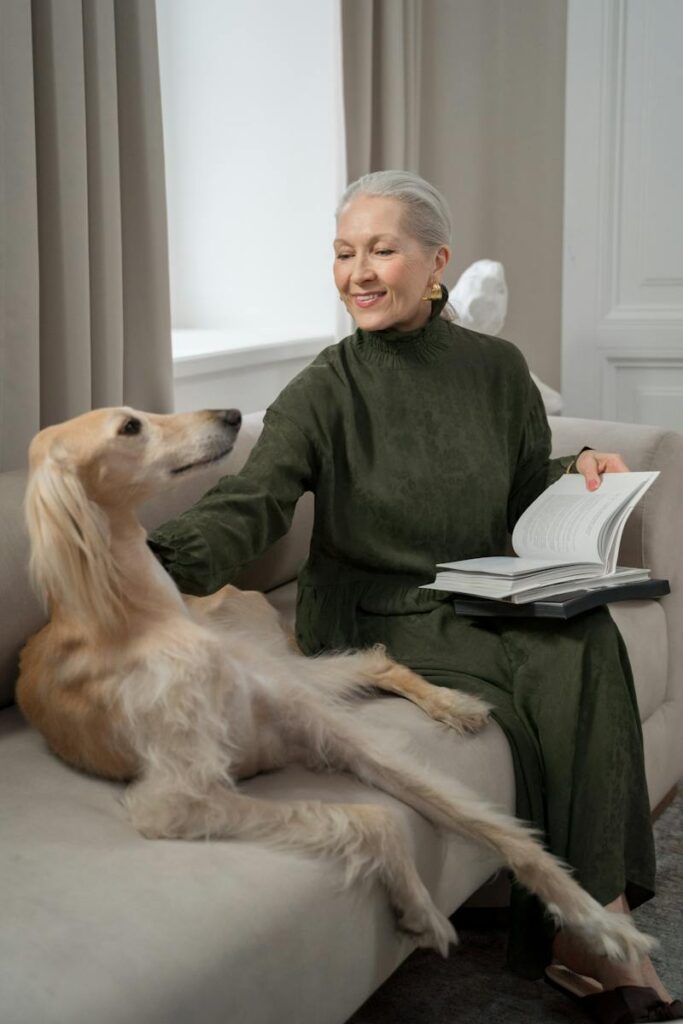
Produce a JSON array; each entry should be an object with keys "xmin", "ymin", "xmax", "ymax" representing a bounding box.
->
[
  {"xmin": 28, "ymin": 407, "xmax": 241, "ymax": 507},
  {"xmin": 25, "ymin": 407, "xmax": 241, "ymax": 624}
]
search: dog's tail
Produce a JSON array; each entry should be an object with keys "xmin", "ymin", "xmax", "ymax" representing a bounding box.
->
[{"xmin": 25, "ymin": 453, "xmax": 125, "ymax": 631}]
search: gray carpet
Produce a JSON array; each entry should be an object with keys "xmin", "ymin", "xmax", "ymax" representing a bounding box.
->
[{"xmin": 348, "ymin": 785, "xmax": 683, "ymax": 1023}]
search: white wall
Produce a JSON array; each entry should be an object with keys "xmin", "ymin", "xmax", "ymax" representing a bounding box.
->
[
  {"xmin": 156, "ymin": 0, "xmax": 342, "ymax": 348},
  {"xmin": 562, "ymin": 0, "xmax": 683, "ymax": 428}
]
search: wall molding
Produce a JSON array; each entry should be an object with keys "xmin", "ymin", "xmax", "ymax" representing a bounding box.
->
[
  {"xmin": 562, "ymin": 0, "xmax": 683, "ymax": 423},
  {"xmin": 601, "ymin": 349, "xmax": 683, "ymax": 424}
]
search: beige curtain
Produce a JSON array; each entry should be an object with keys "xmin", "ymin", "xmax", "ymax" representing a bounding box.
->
[
  {"xmin": 341, "ymin": 0, "xmax": 422, "ymax": 182},
  {"xmin": 339, "ymin": 0, "xmax": 568, "ymax": 390},
  {"xmin": 0, "ymin": 0, "xmax": 173, "ymax": 473}
]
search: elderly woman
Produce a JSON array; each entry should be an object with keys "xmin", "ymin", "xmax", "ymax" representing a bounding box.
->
[{"xmin": 150, "ymin": 171, "xmax": 679, "ymax": 1022}]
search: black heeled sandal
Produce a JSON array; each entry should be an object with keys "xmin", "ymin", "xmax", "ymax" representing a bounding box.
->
[{"xmin": 545, "ymin": 964, "xmax": 683, "ymax": 1023}]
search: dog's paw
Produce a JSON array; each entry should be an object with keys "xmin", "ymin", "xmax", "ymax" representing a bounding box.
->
[
  {"xmin": 591, "ymin": 915, "xmax": 657, "ymax": 965},
  {"xmin": 420, "ymin": 690, "xmax": 492, "ymax": 734},
  {"xmin": 397, "ymin": 901, "xmax": 458, "ymax": 958},
  {"xmin": 551, "ymin": 901, "xmax": 658, "ymax": 966}
]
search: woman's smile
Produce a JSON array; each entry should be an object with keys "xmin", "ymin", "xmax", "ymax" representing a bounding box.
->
[{"xmin": 352, "ymin": 290, "xmax": 387, "ymax": 309}]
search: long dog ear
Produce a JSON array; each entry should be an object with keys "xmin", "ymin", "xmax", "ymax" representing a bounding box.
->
[{"xmin": 24, "ymin": 452, "xmax": 125, "ymax": 632}]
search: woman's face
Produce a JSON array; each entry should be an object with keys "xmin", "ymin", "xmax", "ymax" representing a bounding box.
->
[{"xmin": 334, "ymin": 195, "xmax": 449, "ymax": 332}]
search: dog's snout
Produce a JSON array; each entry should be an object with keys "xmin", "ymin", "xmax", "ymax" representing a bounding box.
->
[{"xmin": 217, "ymin": 409, "xmax": 241, "ymax": 430}]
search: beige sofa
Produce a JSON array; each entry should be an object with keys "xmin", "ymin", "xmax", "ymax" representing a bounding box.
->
[{"xmin": 1, "ymin": 411, "xmax": 682, "ymax": 1024}]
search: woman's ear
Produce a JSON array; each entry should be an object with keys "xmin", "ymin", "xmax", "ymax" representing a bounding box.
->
[
  {"xmin": 434, "ymin": 244, "xmax": 451, "ymax": 276},
  {"xmin": 24, "ymin": 451, "xmax": 125, "ymax": 631}
]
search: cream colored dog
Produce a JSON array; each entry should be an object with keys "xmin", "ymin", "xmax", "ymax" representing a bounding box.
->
[{"xmin": 17, "ymin": 406, "xmax": 654, "ymax": 963}]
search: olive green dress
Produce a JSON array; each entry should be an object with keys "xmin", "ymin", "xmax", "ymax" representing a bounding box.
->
[{"xmin": 149, "ymin": 292, "xmax": 655, "ymax": 977}]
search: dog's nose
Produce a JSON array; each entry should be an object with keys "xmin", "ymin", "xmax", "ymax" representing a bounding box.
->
[{"xmin": 217, "ymin": 409, "xmax": 242, "ymax": 429}]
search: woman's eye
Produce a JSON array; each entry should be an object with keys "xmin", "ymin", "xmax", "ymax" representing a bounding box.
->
[
  {"xmin": 118, "ymin": 417, "xmax": 142, "ymax": 436},
  {"xmin": 336, "ymin": 252, "xmax": 353, "ymax": 260},
  {"xmin": 375, "ymin": 249, "xmax": 394, "ymax": 256}
]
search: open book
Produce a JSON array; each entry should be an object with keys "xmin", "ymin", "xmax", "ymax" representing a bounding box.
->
[{"xmin": 421, "ymin": 471, "xmax": 659, "ymax": 604}]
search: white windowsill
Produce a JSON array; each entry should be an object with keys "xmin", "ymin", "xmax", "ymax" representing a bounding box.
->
[{"xmin": 172, "ymin": 329, "xmax": 335, "ymax": 377}]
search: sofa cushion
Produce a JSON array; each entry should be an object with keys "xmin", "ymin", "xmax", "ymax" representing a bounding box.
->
[{"xmin": 0, "ymin": 700, "xmax": 513, "ymax": 1024}]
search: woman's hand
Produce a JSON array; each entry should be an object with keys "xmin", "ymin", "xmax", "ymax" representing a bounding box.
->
[{"xmin": 576, "ymin": 450, "xmax": 630, "ymax": 491}]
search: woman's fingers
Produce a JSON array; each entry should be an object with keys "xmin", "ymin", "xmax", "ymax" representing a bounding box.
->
[{"xmin": 576, "ymin": 451, "xmax": 630, "ymax": 490}]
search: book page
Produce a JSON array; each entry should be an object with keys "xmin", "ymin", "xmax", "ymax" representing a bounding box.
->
[
  {"xmin": 511, "ymin": 472, "xmax": 658, "ymax": 563},
  {"xmin": 436, "ymin": 556, "xmax": 583, "ymax": 578}
]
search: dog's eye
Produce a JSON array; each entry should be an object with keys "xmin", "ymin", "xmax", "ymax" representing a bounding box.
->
[{"xmin": 118, "ymin": 417, "xmax": 142, "ymax": 437}]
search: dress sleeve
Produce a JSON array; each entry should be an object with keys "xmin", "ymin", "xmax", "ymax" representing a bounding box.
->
[
  {"xmin": 147, "ymin": 406, "xmax": 317, "ymax": 596},
  {"xmin": 506, "ymin": 375, "xmax": 582, "ymax": 531}
]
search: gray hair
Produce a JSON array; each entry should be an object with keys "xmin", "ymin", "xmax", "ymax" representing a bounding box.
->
[
  {"xmin": 336, "ymin": 170, "xmax": 452, "ymax": 251},
  {"xmin": 336, "ymin": 170, "xmax": 455, "ymax": 319}
]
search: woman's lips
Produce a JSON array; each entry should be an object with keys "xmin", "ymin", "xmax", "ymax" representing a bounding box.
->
[{"xmin": 353, "ymin": 291, "xmax": 386, "ymax": 309}]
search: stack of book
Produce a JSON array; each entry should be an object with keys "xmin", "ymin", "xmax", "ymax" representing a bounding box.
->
[{"xmin": 421, "ymin": 471, "xmax": 669, "ymax": 618}]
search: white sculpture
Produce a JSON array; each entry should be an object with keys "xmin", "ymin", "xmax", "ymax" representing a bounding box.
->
[
  {"xmin": 450, "ymin": 258, "xmax": 508, "ymax": 336},
  {"xmin": 450, "ymin": 259, "xmax": 563, "ymax": 414}
]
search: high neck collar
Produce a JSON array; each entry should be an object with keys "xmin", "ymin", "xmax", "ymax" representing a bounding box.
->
[{"xmin": 351, "ymin": 285, "xmax": 454, "ymax": 366}]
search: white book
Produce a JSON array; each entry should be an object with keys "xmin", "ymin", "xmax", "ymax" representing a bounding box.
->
[{"xmin": 421, "ymin": 471, "xmax": 659, "ymax": 603}]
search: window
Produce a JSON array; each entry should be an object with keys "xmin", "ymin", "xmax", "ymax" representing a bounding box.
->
[{"xmin": 156, "ymin": 0, "xmax": 346, "ymax": 363}]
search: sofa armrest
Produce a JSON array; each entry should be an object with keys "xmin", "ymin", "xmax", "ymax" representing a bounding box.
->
[{"xmin": 549, "ymin": 415, "xmax": 683, "ymax": 714}]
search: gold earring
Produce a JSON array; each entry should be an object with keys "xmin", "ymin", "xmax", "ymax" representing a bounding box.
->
[{"xmin": 422, "ymin": 280, "xmax": 442, "ymax": 301}]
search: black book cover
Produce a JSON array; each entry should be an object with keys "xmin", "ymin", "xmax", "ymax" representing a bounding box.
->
[{"xmin": 453, "ymin": 579, "xmax": 670, "ymax": 619}]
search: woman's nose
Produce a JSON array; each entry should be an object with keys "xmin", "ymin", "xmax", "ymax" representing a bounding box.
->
[{"xmin": 351, "ymin": 254, "xmax": 375, "ymax": 282}]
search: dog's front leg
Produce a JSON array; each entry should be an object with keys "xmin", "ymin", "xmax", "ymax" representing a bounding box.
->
[
  {"xmin": 182, "ymin": 585, "xmax": 245, "ymax": 620},
  {"xmin": 184, "ymin": 585, "xmax": 298, "ymax": 648},
  {"xmin": 303, "ymin": 712, "xmax": 655, "ymax": 967},
  {"xmin": 367, "ymin": 656, "xmax": 491, "ymax": 734},
  {"xmin": 125, "ymin": 774, "xmax": 456, "ymax": 956}
]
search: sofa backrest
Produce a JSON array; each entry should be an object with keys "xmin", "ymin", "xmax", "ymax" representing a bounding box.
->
[{"xmin": 0, "ymin": 468, "xmax": 47, "ymax": 710}]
